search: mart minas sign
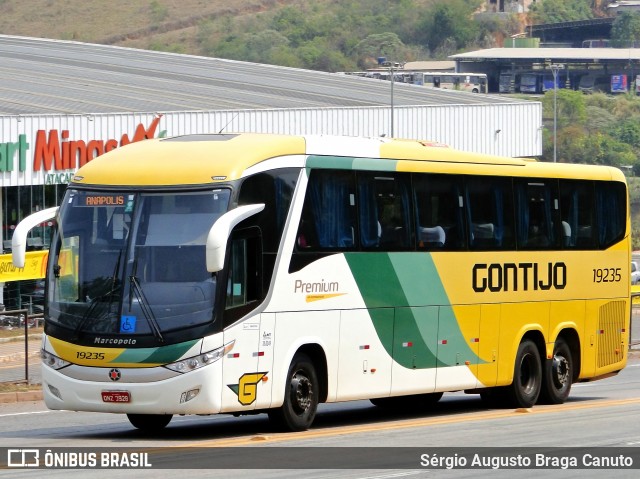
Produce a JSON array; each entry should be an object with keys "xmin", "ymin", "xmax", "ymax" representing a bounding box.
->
[{"xmin": 0, "ymin": 116, "xmax": 162, "ymax": 183}]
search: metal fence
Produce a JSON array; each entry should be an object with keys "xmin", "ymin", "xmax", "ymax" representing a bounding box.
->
[{"xmin": 0, "ymin": 309, "xmax": 42, "ymax": 385}]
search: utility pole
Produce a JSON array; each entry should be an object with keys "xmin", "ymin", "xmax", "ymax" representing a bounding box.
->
[{"xmin": 377, "ymin": 57, "xmax": 396, "ymax": 138}]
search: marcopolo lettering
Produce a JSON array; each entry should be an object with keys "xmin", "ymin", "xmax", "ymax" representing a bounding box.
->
[
  {"xmin": 472, "ymin": 262, "xmax": 567, "ymax": 292},
  {"xmin": 94, "ymin": 337, "xmax": 137, "ymax": 345}
]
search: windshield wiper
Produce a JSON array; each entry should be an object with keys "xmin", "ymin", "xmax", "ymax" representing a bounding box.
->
[
  {"xmin": 128, "ymin": 275, "xmax": 164, "ymax": 343},
  {"xmin": 72, "ymin": 249, "xmax": 123, "ymax": 340},
  {"xmin": 72, "ymin": 286, "xmax": 121, "ymax": 340}
]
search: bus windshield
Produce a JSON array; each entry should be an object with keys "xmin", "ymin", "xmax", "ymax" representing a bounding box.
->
[{"xmin": 47, "ymin": 189, "xmax": 230, "ymax": 342}]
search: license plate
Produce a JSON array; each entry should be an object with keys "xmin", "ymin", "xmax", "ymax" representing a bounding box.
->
[{"xmin": 101, "ymin": 391, "xmax": 131, "ymax": 403}]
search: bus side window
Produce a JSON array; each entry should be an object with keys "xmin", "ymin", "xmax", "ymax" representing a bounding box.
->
[
  {"xmin": 596, "ymin": 181, "xmax": 627, "ymax": 249},
  {"xmin": 559, "ymin": 180, "xmax": 596, "ymax": 249},
  {"xmin": 413, "ymin": 173, "xmax": 465, "ymax": 250},
  {"xmin": 466, "ymin": 177, "xmax": 515, "ymax": 250},
  {"xmin": 297, "ymin": 169, "xmax": 356, "ymax": 250},
  {"xmin": 289, "ymin": 170, "xmax": 356, "ymax": 273},
  {"xmin": 514, "ymin": 179, "xmax": 560, "ymax": 250},
  {"xmin": 357, "ymin": 172, "xmax": 412, "ymax": 250}
]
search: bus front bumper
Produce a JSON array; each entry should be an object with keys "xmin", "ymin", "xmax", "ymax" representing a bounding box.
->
[{"xmin": 41, "ymin": 361, "xmax": 224, "ymax": 415}]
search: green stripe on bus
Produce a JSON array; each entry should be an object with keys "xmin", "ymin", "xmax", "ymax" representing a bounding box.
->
[
  {"xmin": 345, "ymin": 252, "xmax": 482, "ymax": 368},
  {"xmin": 306, "ymin": 156, "xmax": 398, "ymax": 171},
  {"xmin": 113, "ymin": 339, "xmax": 200, "ymax": 364}
]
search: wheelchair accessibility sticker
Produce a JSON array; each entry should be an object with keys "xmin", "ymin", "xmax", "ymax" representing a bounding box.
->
[{"xmin": 120, "ymin": 316, "xmax": 137, "ymax": 333}]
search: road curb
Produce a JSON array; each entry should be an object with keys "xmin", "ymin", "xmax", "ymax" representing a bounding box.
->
[{"xmin": 0, "ymin": 389, "xmax": 43, "ymax": 403}]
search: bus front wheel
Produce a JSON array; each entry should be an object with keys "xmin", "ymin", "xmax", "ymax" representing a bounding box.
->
[
  {"xmin": 127, "ymin": 413, "xmax": 172, "ymax": 431},
  {"xmin": 268, "ymin": 353, "xmax": 319, "ymax": 432},
  {"xmin": 539, "ymin": 338, "xmax": 573, "ymax": 404},
  {"xmin": 506, "ymin": 339, "xmax": 542, "ymax": 408}
]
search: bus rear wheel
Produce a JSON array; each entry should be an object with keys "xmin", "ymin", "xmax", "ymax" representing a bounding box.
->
[
  {"xmin": 127, "ymin": 413, "xmax": 172, "ymax": 431},
  {"xmin": 506, "ymin": 339, "xmax": 542, "ymax": 408},
  {"xmin": 268, "ymin": 353, "xmax": 319, "ymax": 432},
  {"xmin": 539, "ymin": 338, "xmax": 573, "ymax": 404}
]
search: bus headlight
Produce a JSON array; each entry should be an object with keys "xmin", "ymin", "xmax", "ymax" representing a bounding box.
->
[
  {"xmin": 164, "ymin": 341, "xmax": 234, "ymax": 373},
  {"xmin": 41, "ymin": 349, "xmax": 71, "ymax": 370}
]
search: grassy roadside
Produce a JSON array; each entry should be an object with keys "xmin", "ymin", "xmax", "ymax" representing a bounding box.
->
[
  {"xmin": 0, "ymin": 326, "xmax": 44, "ymax": 340},
  {"xmin": 0, "ymin": 382, "xmax": 41, "ymax": 393}
]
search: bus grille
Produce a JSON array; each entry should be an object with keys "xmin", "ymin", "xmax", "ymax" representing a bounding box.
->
[{"xmin": 598, "ymin": 300, "xmax": 626, "ymax": 368}]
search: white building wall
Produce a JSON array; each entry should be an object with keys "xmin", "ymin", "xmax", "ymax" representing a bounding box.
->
[{"xmin": 0, "ymin": 103, "xmax": 542, "ymax": 188}]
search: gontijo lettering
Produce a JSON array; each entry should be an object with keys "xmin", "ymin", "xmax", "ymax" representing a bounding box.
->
[{"xmin": 472, "ymin": 262, "xmax": 567, "ymax": 292}]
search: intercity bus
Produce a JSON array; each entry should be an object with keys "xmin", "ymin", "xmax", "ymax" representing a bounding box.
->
[
  {"xmin": 13, "ymin": 133, "xmax": 630, "ymax": 431},
  {"xmin": 413, "ymin": 72, "xmax": 487, "ymax": 93}
]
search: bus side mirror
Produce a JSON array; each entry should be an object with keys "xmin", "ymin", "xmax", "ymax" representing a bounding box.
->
[
  {"xmin": 206, "ymin": 204, "xmax": 265, "ymax": 273},
  {"xmin": 11, "ymin": 206, "xmax": 59, "ymax": 268}
]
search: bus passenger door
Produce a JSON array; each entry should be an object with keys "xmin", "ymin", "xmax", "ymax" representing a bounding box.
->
[
  {"xmin": 255, "ymin": 312, "xmax": 275, "ymax": 409},
  {"xmin": 436, "ymin": 305, "xmax": 481, "ymax": 391},
  {"xmin": 220, "ymin": 321, "xmax": 261, "ymax": 413},
  {"xmin": 220, "ymin": 322, "xmax": 260, "ymax": 412},
  {"xmin": 391, "ymin": 307, "xmax": 438, "ymax": 396},
  {"xmin": 220, "ymin": 235, "xmax": 262, "ymax": 413}
]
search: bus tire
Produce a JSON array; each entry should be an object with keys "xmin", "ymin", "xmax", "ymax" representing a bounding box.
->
[
  {"xmin": 480, "ymin": 387, "xmax": 507, "ymax": 407},
  {"xmin": 506, "ymin": 339, "xmax": 542, "ymax": 408},
  {"xmin": 127, "ymin": 413, "xmax": 172, "ymax": 431},
  {"xmin": 539, "ymin": 338, "xmax": 573, "ymax": 404},
  {"xmin": 268, "ymin": 353, "xmax": 319, "ymax": 432}
]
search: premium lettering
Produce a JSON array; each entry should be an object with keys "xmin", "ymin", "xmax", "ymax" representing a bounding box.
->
[
  {"xmin": 472, "ymin": 262, "xmax": 566, "ymax": 292},
  {"xmin": 294, "ymin": 279, "xmax": 339, "ymax": 294}
]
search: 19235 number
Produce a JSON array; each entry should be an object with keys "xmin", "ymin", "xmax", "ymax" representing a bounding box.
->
[
  {"xmin": 593, "ymin": 268, "xmax": 621, "ymax": 283},
  {"xmin": 76, "ymin": 351, "xmax": 105, "ymax": 360}
]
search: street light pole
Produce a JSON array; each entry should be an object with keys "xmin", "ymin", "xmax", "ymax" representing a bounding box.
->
[
  {"xmin": 550, "ymin": 64, "xmax": 563, "ymax": 163},
  {"xmin": 378, "ymin": 56, "xmax": 395, "ymax": 137},
  {"xmin": 390, "ymin": 62, "xmax": 395, "ymax": 137}
]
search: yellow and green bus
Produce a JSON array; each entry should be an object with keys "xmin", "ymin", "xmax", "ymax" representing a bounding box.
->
[{"xmin": 13, "ymin": 133, "xmax": 630, "ymax": 431}]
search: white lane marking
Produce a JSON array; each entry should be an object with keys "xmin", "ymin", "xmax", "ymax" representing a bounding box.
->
[
  {"xmin": 0, "ymin": 410, "xmax": 57, "ymax": 418},
  {"xmin": 357, "ymin": 473, "xmax": 422, "ymax": 479}
]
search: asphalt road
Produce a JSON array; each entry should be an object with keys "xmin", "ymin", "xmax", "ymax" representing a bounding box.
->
[{"xmin": 0, "ymin": 355, "xmax": 639, "ymax": 478}]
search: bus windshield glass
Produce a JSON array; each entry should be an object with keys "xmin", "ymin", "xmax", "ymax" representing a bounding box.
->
[{"xmin": 47, "ymin": 189, "xmax": 231, "ymax": 340}]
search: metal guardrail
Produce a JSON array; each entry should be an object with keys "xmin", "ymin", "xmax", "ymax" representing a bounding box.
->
[
  {"xmin": 631, "ymin": 293, "xmax": 640, "ymax": 349},
  {"xmin": 0, "ymin": 308, "xmax": 42, "ymax": 385}
]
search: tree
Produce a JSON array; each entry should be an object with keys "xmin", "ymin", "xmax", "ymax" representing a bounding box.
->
[
  {"xmin": 579, "ymin": 133, "xmax": 636, "ymax": 167},
  {"xmin": 611, "ymin": 12, "xmax": 640, "ymax": 48},
  {"xmin": 355, "ymin": 32, "xmax": 407, "ymax": 69},
  {"xmin": 542, "ymin": 88, "xmax": 587, "ymax": 129},
  {"xmin": 529, "ymin": 0, "xmax": 594, "ymax": 24},
  {"xmin": 612, "ymin": 119, "xmax": 640, "ymax": 149},
  {"xmin": 416, "ymin": 0, "xmax": 482, "ymax": 56}
]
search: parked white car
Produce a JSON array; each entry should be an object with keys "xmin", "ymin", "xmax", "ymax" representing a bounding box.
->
[{"xmin": 632, "ymin": 262, "xmax": 640, "ymax": 285}]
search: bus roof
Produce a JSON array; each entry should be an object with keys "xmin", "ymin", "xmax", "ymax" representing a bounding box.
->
[{"xmin": 70, "ymin": 133, "xmax": 625, "ymax": 187}]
